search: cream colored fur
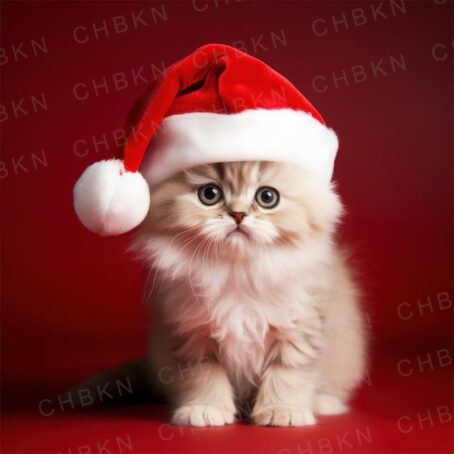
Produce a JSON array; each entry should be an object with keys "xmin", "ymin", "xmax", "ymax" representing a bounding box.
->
[{"xmin": 132, "ymin": 161, "xmax": 366, "ymax": 427}]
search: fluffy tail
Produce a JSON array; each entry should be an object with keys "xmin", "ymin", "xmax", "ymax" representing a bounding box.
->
[{"xmin": 68, "ymin": 358, "xmax": 166, "ymax": 408}]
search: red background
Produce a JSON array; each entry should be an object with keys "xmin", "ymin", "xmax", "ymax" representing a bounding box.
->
[{"xmin": 1, "ymin": 1, "xmax": 452, "ymax": 453}]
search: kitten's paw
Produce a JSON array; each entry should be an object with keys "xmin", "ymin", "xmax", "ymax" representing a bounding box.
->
[
  {"xmin": 314, "ymin": 394, "xmax": 348, "ymax": 415},
  {"xmin": 171, "ymin": 404, "xmax": 235, "ymax": 427},
  {"xmin": 252, "ymin": 405, "xmax": 316, "ymax": 427}
]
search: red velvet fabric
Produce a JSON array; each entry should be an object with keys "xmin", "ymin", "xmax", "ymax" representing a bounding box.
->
[{"xmin": 121, "ymin": 44, "xmax": 324, "ymax": 172}]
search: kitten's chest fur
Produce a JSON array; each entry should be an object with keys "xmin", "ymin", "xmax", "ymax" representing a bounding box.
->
[
  {"xmin": 164, "ymin": 282, "xmax": 298, "ymax": 388},
  {"xmin": 154, "ymin": 250, "xmax": 327, "ymax": 389}
]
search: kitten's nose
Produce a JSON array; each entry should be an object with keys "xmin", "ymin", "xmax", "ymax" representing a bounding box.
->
[{"xmin": 229, "ymin": 211, "xmax": 247, "ymax": 225}]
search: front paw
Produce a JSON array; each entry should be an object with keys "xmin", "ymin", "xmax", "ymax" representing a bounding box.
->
[
  {"xmin": 314, "ymin": 393, "xmax": 348, "ymax": 415},
  {"xmin": 252, "ymin": 404, "xmax": 316, "ymax": 427},
  {"xmin": 172, "ymin": 404, "xmax": 235, "ymax": 427}
]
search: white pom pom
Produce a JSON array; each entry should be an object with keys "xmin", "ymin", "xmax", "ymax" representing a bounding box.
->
[{"xmin": 73, "ymin": 159, "xmax": 150, "ymax": 236}]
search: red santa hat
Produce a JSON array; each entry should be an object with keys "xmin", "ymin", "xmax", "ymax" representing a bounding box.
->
[{"xmin": 74, "ymin": 43, "xmax": 338, "ymax": 236}]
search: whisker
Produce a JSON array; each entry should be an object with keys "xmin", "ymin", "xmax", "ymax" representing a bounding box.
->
[{"xmin": 187, "ymin": 235, "xmax": 211, "ymax": 304}]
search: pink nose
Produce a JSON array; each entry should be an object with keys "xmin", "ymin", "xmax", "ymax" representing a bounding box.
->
[{"xmin": 229, "ymin": 211, "xmax": 246, "ymax": 224}]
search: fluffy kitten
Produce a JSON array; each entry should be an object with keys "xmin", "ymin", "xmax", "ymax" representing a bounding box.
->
[{"xmin": 132, "ymin": 160, "xmax": 366, "ymax": 427}]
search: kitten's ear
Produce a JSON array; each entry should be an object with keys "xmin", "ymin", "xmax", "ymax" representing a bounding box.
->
[{"xmin": 307, "ymin": 185, "xmax": 344, "ymax": 235}]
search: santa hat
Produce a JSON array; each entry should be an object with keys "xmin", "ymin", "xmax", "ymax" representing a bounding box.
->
[{"xmin": 74, "ymin": 43, "xmax": 338, "ymax": 236}]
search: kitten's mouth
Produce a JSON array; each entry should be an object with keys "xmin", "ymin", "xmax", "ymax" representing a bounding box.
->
[{"xmin": 227, "ymin": 226, "xmax": 250, "ymax": 239}]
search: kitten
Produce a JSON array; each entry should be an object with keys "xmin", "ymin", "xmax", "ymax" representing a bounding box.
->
[{"xmin": 132, "ymin": 160, "xmax": 366, "ymax": 427}]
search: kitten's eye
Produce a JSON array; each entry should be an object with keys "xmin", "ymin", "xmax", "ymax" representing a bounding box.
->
[
  {"xmin": 255, "ymin": 187, "xmax": 280, "ymax": 209},
  {"xmin": 198, "ymin": 184, "xmax": 223, "ymax": 206}
]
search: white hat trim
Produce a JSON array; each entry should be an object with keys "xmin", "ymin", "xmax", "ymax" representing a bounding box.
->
[{"xmin": 140, "ymin": 108, "xmax": 339, "ymax": 185}]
